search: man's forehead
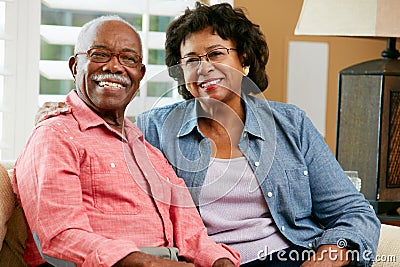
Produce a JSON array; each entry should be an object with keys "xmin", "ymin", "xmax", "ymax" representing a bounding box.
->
[
  {"xmin": 90, "ymin": 20, "xmax": 132, "ymax": 33},
  {"xmin": 83, "ymin": 20, "xmax": 141, "ymax": 48}
]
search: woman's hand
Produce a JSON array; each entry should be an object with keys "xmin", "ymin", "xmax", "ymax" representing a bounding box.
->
[{"xmin": 35, "ymin": 102, "xmax": 71, "ymax": 125}]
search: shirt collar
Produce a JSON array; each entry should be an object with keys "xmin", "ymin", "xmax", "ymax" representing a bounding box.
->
[
  {"xmin": 176, "ymin": 93, "xmax": 267, "ymax": 141},
  {"xmin": 242, "ymin": 93, "xmax": 266, "ymax": 141},
  {"xmin": 176, "ymin": 99, "xmax": 199, "ymax": 137},
  {"xmin": 65, "ymin": 90, "xmax": 144, "ymax": 141}
]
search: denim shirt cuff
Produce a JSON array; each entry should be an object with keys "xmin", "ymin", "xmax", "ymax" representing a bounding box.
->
[{"xmin": 312, "ymin": 229, "xmax": 375, "ymax": 267}]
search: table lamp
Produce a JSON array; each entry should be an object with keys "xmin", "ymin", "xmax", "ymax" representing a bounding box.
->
[{"xmin": 295, "ymin": 0, "xmax": 400, "ymax": 216}]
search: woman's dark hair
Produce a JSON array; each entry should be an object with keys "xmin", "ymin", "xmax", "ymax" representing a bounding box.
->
[{"xmin": 165, "ymin": 2, "xmax": 269, "ymax": 100}]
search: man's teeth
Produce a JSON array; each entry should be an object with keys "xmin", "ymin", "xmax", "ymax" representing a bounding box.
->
[
  {"xmin": 200, "ymin": 79, "xmax": 221, "ymax": 88},
  {"xmin": 99, "ymin": 81, "xmax": 124, "ymax": 88}
]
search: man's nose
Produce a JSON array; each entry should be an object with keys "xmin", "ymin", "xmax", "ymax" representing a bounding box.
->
[{"xmin": 102, "ymin": 55, "xmax": 124, "ymax": 73}]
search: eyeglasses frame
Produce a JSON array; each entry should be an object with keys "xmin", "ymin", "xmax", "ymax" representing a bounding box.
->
[
  {"xmin": 74, "ymin": 48, "xmax": 143, "ymax": 68},
  {"xmin": 178, "ymin": 47, "xmax": 237, "ymax": 69}
]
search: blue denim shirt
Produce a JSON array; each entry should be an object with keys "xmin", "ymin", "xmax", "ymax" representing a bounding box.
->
[{"xmin": 136, "ymin": 93, "xmax": 380, "ymax": 266}]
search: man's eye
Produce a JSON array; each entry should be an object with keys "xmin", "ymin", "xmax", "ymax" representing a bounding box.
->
[
  {"xmin": 121, "ymin": 54, "xmax": 139, "ymax": 63},
  {"xmin": 91, "ymin": 51, "xmax": 109, "ymax": 58}
]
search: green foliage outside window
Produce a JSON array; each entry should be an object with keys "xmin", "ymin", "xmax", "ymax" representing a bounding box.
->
[{"xmin": 147, "ymin": 82, "xmax": 174, "ymax": 97}]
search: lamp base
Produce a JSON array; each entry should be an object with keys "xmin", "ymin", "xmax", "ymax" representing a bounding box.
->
[
  {"xmin": 336, "ymin": 58, "xmax": 400, "ymax": 202},
  {"xmin": 381, "ymin": 37, "xmax": 400, "ymax": 59}
]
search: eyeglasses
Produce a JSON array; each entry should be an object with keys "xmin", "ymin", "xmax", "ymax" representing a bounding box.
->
[
  {"xmin": 75, "ymin": 48, "xmax": 142, "ymax": 68},
  {"xmin": 179, "ymin": 47, "xmax": 237, "ymax": 70}
]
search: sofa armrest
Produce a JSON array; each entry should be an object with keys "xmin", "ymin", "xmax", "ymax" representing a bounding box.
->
[
  {"xmin": 0, "ymin": 160, "xmax": 28, "ymax": 266},
  {"xmin": 0, "ymin": 162, "xmax": 15, "ymax": 250},
  {"xmin": 373, "ymin": 223, "xmax": 400, "ymax": 266}
]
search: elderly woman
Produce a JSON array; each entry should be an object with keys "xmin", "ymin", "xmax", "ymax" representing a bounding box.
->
[{"xmin": 136, "ymin": 2, "xmax": 380, "ymax": 267}]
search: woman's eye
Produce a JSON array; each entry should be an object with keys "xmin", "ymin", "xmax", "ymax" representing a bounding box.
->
[
  {"xmin": 186, "ymin": 57, "xmax": 199, "ymax": 64},
  {"xmin": 208, "ymin": 51, "xmax": 224, "ymax": 58}
]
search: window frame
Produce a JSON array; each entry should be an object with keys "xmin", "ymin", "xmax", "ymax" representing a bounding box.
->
[
  {"xmin": 1, "ymin": 0, "xmax": 233, "ymax": 160},
  {"xmin": 1, "ymin": 0, "xmax": 40, "ymax": 160}
]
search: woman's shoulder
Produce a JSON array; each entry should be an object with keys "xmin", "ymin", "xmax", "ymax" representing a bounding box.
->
[
  {"xmin": 247, "ymin": 95, "xmax": 305, "ymax": 118},
  {"xmin": 268, "ymin": 100, "xmax": 305, "ymax": 116}
]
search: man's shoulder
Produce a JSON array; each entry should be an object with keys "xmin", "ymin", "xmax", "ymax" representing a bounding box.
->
[{"xmin": 35, "ymin": 113, "xmax": 76, "ymax": 130}]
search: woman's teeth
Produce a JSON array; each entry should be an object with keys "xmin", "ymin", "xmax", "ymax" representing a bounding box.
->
[
  {"xmin": 99, "ymin": 81, "xmax": 124, "ymax": 88},
  {"xmin": 200, "ymin": 79, "xmax": 221, "ymax": 88}
]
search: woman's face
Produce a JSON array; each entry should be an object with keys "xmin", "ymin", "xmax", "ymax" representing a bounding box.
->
[{"xmin": 180, "ymin": 27, "xmax": 244, "ymax": 105}]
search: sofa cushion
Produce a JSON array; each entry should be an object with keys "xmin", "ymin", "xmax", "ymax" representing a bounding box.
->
[{"xmin": 0, "ymin": 161, "xmax": 28, "ymax": 267}]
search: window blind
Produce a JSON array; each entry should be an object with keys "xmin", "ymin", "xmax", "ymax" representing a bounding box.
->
[
  {"xmin": 39, "ymin": 0, "xmax": 203, "ymax": 117},
  {"xmin": 0, "ymin": 0, "xmax": 41, "ymax": 160},
  {"xmin": 0, "ymin": 0, "xmax": 233, "ymax": 160}
]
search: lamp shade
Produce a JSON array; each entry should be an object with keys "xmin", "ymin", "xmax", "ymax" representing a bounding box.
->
[{"xmin": 295, "ymin": 0, "xmax": 400, "ymax": 37}]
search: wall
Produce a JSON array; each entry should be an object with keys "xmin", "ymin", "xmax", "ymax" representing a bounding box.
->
[{"xmin": 234, "ymin": 0, "xmax": 387, "ymax": 152}]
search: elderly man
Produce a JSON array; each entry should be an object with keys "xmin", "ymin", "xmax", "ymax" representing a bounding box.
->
[{"xmin": 13, "ymin": 15, "xmax": 240, "ymax": 267}]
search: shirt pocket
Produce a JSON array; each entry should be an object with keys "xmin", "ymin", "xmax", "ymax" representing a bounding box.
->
[
  {"xmin": 90, "ymin": 157, "xmax": 141, "ymax": 214},
  {"xmin": 285, "ymin": 167, "xmax": 312, "ymax": 218}
]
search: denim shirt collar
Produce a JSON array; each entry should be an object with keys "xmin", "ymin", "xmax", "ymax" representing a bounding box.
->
[
  {"xmin": 176, "ymin": 93, "xmax": 266, "ymax": 141},
  {"xmin": 177, "ymin": 99, "xmax": 199, "ymax": 137}
]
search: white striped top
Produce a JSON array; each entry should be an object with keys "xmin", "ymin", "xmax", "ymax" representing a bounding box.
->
[{"xmin": 199, "ymin": 157, "xmax": 291, "ymax": 264}]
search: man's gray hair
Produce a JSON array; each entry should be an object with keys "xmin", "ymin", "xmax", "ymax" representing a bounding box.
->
[{"xmin": 74, "ymin": 15, "xmax": 140, "ymax": 54}]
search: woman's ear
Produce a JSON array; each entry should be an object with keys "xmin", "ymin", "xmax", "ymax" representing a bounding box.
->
[
  {"xmin": 240, "ymin": 53, "xmax": 250, "ymax": 75},
  {"xmin": 240, "ymin": 52, "xmax": 248, "ymax": 67},
  {"xmin": 68, "ymin": 56, "xmax": 77, "ymax": 81}
]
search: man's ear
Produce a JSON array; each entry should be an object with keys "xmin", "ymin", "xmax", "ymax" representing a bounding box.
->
[
  {"xmin": 68, "ymin": 56, "xmax": 77, "ymax": 80},
  {"xmin": 138, "ymin": 64, "xmax": 146, "ymax": 81}
]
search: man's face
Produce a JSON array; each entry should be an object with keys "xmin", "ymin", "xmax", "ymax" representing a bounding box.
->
[{"xmin": 70, "ymin": 20, "xmax": 145, "ymax": 115}]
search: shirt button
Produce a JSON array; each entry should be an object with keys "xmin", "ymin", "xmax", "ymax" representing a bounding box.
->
[
  {"xmin": 63, "ymin": 129, "xmax": 68, "ymax": 133},
  {"xmin": 69, "ymin": 136, "xmax": 73, "ymax": 140},
  {"xmin": 303, "ymin": 170, "xmax": 308, "ymax": 176},
  {"xmin": 110, "ymin": 163, "xmax": 116, "ymax": 168},
  {"xmin": 308, "ymin": 243, "xmax": 313, "ymax": 248},
  {"xmin": 254, "ymin": 161, "xmax": 260, "ymax": 167},
  {"xmin": 281, "ymin": 226, "xmax": 285, "ymax": 231},
  {"xmin": 267, "ymin": 192, "xmax": 273, "ymax": 198}
]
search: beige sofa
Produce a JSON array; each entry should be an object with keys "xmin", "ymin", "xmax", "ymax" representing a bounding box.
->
[
  {"xmin": 1, "ymin": 161, "xmax": 399, "ymax": 266},
  {"xmin": 0, "ymin": 161, "xmax": 27, "ymax": 266}
]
